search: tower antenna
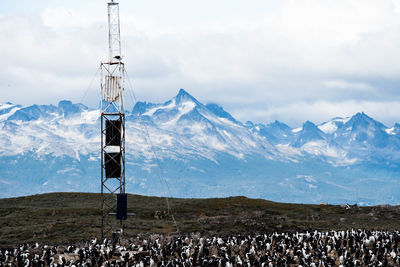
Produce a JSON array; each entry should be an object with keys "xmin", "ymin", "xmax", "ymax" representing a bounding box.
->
[{"xmin": 100, "ymin": 0, "xmax": 127, "ymax": 242}]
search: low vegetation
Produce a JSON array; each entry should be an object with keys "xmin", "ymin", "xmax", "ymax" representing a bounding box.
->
[{"xmin": 0, "ymin": 193, "xmax": 399, "ymax": 246}]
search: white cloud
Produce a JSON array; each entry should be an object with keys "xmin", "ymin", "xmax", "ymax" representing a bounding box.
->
[
  {"xmin": 1, "ymin": 0, "xmax": 400, "ymax": 126},
  {"xmin": 41, "ymin": 7, "xmax": 98, "ymax": 29},
  {"xmin": 323, "ymin": 80, "xmax": 375, "ymax": 91}
]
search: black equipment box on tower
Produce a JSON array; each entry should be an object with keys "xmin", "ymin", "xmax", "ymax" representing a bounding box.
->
[
  {"xmin": 117, "ymin": 193, "xmax": 127, "ymax": 220},
  {"xmin": 106, "ymin": 119, "xmax": 121, "ymax": 146},
  {"xmin": 104, "ymin": 152, "xmax": 121, "ymax": 178}
]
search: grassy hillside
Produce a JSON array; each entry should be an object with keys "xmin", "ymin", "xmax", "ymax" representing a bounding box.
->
[{"xmin": 1, "ymin": 193, "xmax": 400, "ymax": 246}]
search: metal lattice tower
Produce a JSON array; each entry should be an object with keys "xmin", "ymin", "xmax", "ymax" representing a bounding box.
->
[{"xmin": 100, "ymin": 0, "xmax": 126, "ymax": 241}]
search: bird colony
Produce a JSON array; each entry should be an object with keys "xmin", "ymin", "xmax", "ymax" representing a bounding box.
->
[{"xmin": 1, "ymin": 230, "xmax": 400, "ymax": 266}]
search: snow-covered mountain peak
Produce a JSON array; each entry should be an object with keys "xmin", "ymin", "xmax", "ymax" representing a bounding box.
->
[
  {"xmin": 303, "ymin": 120, "xmax": 319, "ymax": 129},
  {"xmin": 298, "ymin": 121, "xmax": 325, "ymax": 138},
  {"xmin": 345, "ymin": 112, "xmax": 386, "ymax": 130},
  {"xmin": 134, "ymin": 89, "xmax": 201, "ymax": 120},
  {"xmin": 133, "ymin": 90, "xmax": 244, "ymax": 134},
  {"xmin": 268, "ymin": 120, "xmax": 291, "ymax": 130},
  {"xmin": 251, "ymin": 120, "xmax": 293, "ymax": 145},
  {"xmin": 318, "ymin": 117, "xmax": 349, "ymax": 134},
  {"xmin": 7, "ymin": 104, "xmax": 56, "ymax": 121},
  {"xmin": 293, "ymin": 121, "xmax": 326, "ymax": 147},
  {"xmin": 3, "ymin": 100, "xmax": 89, "ymax": 123},
  {"xmin": 334, "ymin": 112, "xmax": 391, "ymax": 149},
  {"xmin": 175, "ymin": 88, "xmax": 200, "ymax": 105},
  {"xmin": 58, "ymin": 100, "xmax": 88, "ymax": 117}
]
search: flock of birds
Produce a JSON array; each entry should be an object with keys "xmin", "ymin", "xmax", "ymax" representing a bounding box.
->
[{"xmin": 1, "ymin": 230, "xmax": 400, "ymax": 266}]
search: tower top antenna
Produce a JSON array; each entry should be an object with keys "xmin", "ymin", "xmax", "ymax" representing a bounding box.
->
[{"xmin": 107, "ymin": 0, "xmax": 121, "ymax": 63}]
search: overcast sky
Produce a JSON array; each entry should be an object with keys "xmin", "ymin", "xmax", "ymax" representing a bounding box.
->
[{"xmin": 1, "ymin": 0, "xmax": 400, "ymax": 127}]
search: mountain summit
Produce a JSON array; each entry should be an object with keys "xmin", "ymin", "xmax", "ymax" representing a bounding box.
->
[
  {"xmin": 175, "ymin": 88, "xmax": 199, "ymax": 104},
  {"xmin": 293, "ymin": 121, "xmax": 326, "ymax": 147}
]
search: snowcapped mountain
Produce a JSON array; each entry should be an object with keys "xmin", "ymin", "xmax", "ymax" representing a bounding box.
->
[
  {"xmin": 318, "ymin": 117, "xmax": 350, "ymax": 134},
  {"xmin": 293, "ymin": 121, "xmax": 327, "ymax": 147},
  {"xmin": 250, "ymin": 120, "xmax": 292, "ymax": 145},
  {"xmin": 1, "ymin": 89, "xmax": 400, "ymax": 205},
  {"xmin": 129, "ymin": 89, "xmax": 279, "ymax": 161}
]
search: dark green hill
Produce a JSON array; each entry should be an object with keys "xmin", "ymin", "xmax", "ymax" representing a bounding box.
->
[{"xmin": 1, "ymin": 193, "xmax": 399, "ymax": 246}]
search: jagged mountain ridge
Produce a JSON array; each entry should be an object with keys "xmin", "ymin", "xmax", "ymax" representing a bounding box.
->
[{"xmin": 1, "ymin": 89, "xmax": 400, "ymax": 205}]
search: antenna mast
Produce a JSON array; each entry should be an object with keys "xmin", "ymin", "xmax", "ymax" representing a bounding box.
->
[
  {"xmin": 108, "ymin": 0, "xmax": 121, "ymax": 63},
  {"xmin": 100, "ymin": 0, "xmax": 127, "ymax": 241}
]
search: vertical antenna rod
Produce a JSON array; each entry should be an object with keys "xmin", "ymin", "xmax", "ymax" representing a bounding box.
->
[
  {"xmin": 108, "ymin": 0, "xmax": 121, "ymax": 63},
  {"xmin": 100, "ymin": 0, "xmax": 127, "ymax": 242}
]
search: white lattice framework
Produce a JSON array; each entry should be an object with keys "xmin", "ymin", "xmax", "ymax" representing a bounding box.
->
[{"xmin": 100, "ymin": 0, "xmax": 126, "ymax": 241}]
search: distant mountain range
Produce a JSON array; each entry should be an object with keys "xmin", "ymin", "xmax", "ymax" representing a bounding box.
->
[{"xmin": 1, "ymin": 89, "xmax": 400, "ymax": 205}]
